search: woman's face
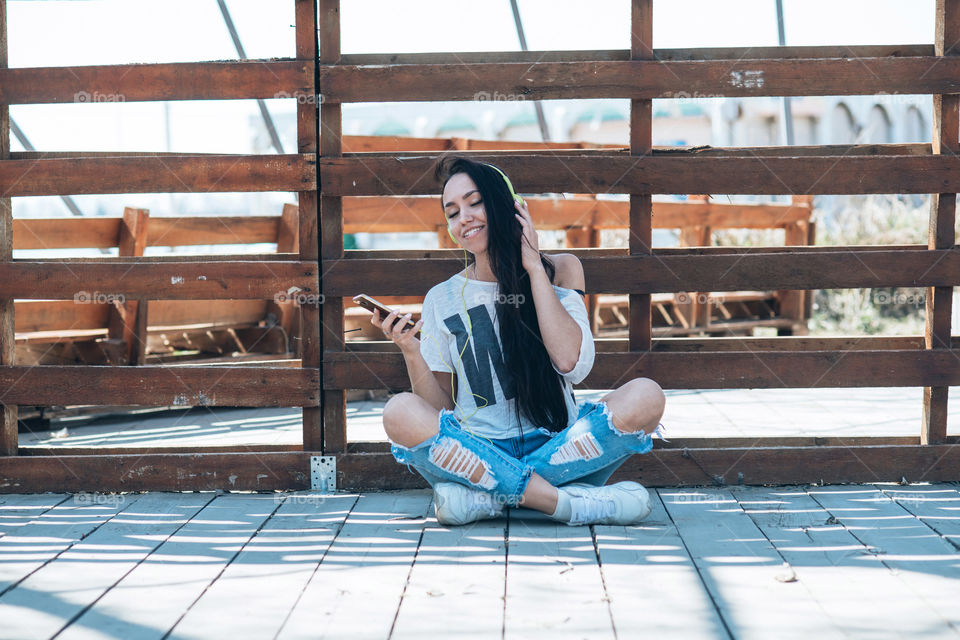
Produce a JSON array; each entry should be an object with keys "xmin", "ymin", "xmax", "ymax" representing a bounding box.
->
[{"xmin": 442, "ymin": 172, "xmax": 488, "ymax": 251}]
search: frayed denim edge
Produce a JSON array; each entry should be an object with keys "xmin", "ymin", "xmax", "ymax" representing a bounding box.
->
[{"xmin": 597, "ymin": 398, "xmax": 655, "ymax": 455}]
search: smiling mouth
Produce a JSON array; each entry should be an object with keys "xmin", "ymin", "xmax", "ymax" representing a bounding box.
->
[{"xmin": 462, "ymin": 225, "xmax": 485, "ymax": 239}]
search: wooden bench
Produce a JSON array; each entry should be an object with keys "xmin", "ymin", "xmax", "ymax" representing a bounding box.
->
[{"xmin": 13, "ymin": 204, "xmax": 301, "ymax": 367}]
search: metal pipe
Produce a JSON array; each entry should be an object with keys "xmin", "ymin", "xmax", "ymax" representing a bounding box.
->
[
  {"xmin": 217, "ymin": 0, "xmax": 285, "ymax": 154},
  {"xmin": 775, "ymin": 0, "xmax": 795, "ymax": 146},
  {"xmin": 509, "ymin": 0, "xmax": 551, "ymax": 142}
]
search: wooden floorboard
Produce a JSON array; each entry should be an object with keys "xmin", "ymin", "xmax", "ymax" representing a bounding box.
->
[
  {"xmin": 166, "ymin": 491, "xmax": 358, "ymax": 640},
  {"xmin": 0, "ymin": 493, "xmax": 141, "ymax": 597},
  {"xmin": 503, "ymin": 516, "xmax": 614, "ymax": 638},
  {"xmin": 659, "ymin": 488, "xmax": 849, "ymax": 639},
  {"xmin": 0, "ymin": 494, "xmax": 71, "ymax": 541},
  {"xmin": 807, "ymin": 485, "xmax": 960, "ymax": 632},
  {"xmin": 56, "ymin": 494, "xmax": 280, "ymax": 640},
  {"xmin": 732, "ymin": 485, "xmax": 956, "ymax": 637},
  {"xmin": 595, "ymin": 489, "xmax": 730, "ymax": 638},
  {"xmin": 0, "ymin": 493, "xmax": 212, "ymax": 640},
  {"xmin": 877, "ymin": 483, "xmax": 960, "ymax": 552},
  {"xmin": 276, "ymin": 491, "xmax": 433, "ymax": 639},
  {"xmin": 0, "ymin": 487, "xmax": 956, "ymax": 639},
  {"xmin": 390, "ymin": 514, "xmax": 507, "ymax": 638}
]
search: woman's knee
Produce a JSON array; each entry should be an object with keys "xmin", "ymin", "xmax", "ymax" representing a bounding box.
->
[
  {"xmin": 382, "ymin": 392, "xmax": 440, "ymax": 447},
  {"xmin": 605, "ymin": 377, "xmax": 665, "ymax": 434}
]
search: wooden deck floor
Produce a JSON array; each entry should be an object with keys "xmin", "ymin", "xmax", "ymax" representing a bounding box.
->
[{"xmin": 1, "ymin": 484, "xmax": 959, "ymax": 639}]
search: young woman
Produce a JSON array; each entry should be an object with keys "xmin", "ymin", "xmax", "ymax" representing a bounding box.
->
[{"xmin": 372, "ymin": 156, "xmax": 666, "ymax": 526}]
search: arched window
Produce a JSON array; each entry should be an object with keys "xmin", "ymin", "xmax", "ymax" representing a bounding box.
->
[
  {"xmin": 830, "ymin": 103, "xmax": 857, "ymax": 144},
  {"xmin": 864, "ymin": 105, "xmax": 892, "ymax": 143},
  {"xmin": 904, "ymin": 106, "xmax": 926, "ymax": 143}
]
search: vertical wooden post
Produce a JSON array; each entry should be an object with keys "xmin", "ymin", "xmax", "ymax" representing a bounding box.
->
[
  {"xmin": 778, "ymin": 195, "xmax": 813, "ymax": 336},
  {"xmin": 107, "ymin": 207, "xmax": 149, "ymax": 365},
  {"xmin": 316, "ymin": 0, "xmax": 347, "ymax": 454},
  {"xmin": 565, "ymin": 225, "xmax": 600, "ymax": 334},
  {"xmin": 629, "ymin": 0, "xmax": 653, "ymax": 353},
  {"xmin": 267, "ymin": 202, "xmax": 299, "ymax": 340},
  {"xmin": 678, "ymin": 195, "xmax": 711, "ymax": 331},
  {"xmin": 922, "ymin": 0, "xmax": 958, "ymax": 445},
  {"xmin": 0, "ymin": 0, "xmax": 17, "ymax": 456},
  {"xmin": 296, "ymin": 0, "xmax": 324, "ymax": 451}
]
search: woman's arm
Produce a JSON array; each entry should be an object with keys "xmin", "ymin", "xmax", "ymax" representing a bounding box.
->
[
  {"xmin": 513, "ymin": 198, "xmax": 587, "ymax": 373},
  {"xmin": 404, "ymin": 349, "xmax": 456, "ymax": 412},
  {"xmin": 372, "ymin": 308, "xmax": 455, "ymax": 412},
  {"xmin": 526, "ymin": 255, "xmax": 585, "ymax": 373}
]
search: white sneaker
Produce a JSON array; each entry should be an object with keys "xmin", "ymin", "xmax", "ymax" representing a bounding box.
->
[
  {"xmin": 561, "ymin": 481, "xmax": 652, "ymax": 526},
  {"xmin": 433, "ymin": 482, "xmax": 505, "ymax": 526}
]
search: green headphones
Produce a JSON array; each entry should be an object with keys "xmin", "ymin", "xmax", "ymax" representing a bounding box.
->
[{"xmin": 447, "ymin": 163, "xmax": 524, "ymax": 245}]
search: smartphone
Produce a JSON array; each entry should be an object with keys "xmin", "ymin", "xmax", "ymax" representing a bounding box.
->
[{"xmin": 353, "ymin": 294, "xmax": 422, "ymax": 340}]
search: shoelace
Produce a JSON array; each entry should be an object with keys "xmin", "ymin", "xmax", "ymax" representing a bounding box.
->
[
  {"xmin": 568, "ymin": 494, "xmax": 616, "ymax": 526},
  {"xmin": 468, "ymin": 491, "xmax": 499, "ymax": 517}
]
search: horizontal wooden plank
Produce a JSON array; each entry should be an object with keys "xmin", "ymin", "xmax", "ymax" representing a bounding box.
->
[
  {"xmin": 11, "ymin": 196, "xmax": 809, "ymax": 251},
  {"xmin": 0, "ymin": 452, "xmax": 312, "ymax": 492},
  {"xmin": 345, "ymin": 246, "xmax": 931, "ymax": 260},
  {"xmin": 18, "ymin": 444, "xmax": 301, "ymax": 456},
  {"xmin": 1, "ymin": 155, "xmax": 315, "ymax": 197},
  {"xmin": 341, "ymin": 195, "xmax": 812, "ymax": 233},
  {"xmin": 14, "ymin": 299, "xmax": 270, "ymax": 336},
  {"xmin": 0, "ymin": 365, "xmax": 319, "ymax": 406},
  {"xmin": 320, "ymin": 154, "xmax": 960, "ymax": 195},
  {"xmin": 346, "ymin": 335, "xmax": 959, "ymax": 353},
  {"xmin": 322, "ymin": 349, "xmax": 960, "ymax": 390},
  {"xmin": 0, "ymin": 60, "xmax": 312, "ymax": 104},
  {"xmin": 335, "ymin": 444, "xmax": 960, "ymax": 490},
  {"xmin": 347, "ymin": 436, "xmax": 960, "ymax": 454},
  {"xmin": 324, "ymin": 249, "xmax": 958, "ymax": 295},
  {"xmin": 147, "ymin": 300, "xmax": 269, "ymax": 328},
  {"xmin": 0, "ymin": 261, "xmax": 317, "ymax": 299},
  {"xmin": 14, "ymin": 300, "xmax": 109, "ymax": 333},
  {"xmin": 12, "ymin": 217, "xmax": 282, "ymax": 250},
  {"xmin": 2, "ymin": 443, "xmax": 956, "ymax": 492},
  {"xmin": 25, "ymin": 254, "xmax": 296, "ymax": 263},
  {"xmin": 319, "ymin": 57, "xmax": 960, "ymax": 102},
  {"xmin": 11, "ymin": 142, "xmax": 932, "ymax": 160},
  {"xmin": 340, "ymin": 44, "xmax": 935, "ymax": 65}
]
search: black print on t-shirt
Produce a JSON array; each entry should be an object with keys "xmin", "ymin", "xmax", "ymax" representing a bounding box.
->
[{"xmin": 443, "ymin": 305, "xmax": 516, "ymax": 408}]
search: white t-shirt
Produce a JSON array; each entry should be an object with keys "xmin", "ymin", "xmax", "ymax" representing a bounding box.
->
[{"xmin": 418, "ymin": 271, "xmax": 595, "ymax": 439}]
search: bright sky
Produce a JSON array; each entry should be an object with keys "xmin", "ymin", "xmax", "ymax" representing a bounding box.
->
[{"xmin": 5, "ymin": 0, "xmax": 937, "ymax": 217}]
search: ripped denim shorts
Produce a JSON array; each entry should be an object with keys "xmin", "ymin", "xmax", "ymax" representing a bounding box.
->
[{"xmin": 390, "ymin": 400, "xmax": 660, "ymax": 507}]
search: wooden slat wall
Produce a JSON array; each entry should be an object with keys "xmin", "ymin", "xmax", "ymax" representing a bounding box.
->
[
  {"xmin": 0, "ymin": 0, "xmax": 957, "ymax": 491},
  {"xmin": 0, "ymin": 0, "xmax": 16, "ymax": 456},
  {"xmin": 0, "ymin": 0, "xmax": 322, "ymax": 473},
  {"xmin": 315, "ymin": 0, "xmax": 958, "ymax": 482},
  {"xmin": 923, "ymin": 0, "xmax": 960, "ymax": 445}
]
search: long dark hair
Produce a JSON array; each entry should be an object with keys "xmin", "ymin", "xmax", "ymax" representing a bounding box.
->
[{"xmin": 434, "ymin": 155, "xmax": 569, "ymax": 432}]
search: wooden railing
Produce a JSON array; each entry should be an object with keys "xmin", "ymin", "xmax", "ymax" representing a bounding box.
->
[
  {"xmin": 13, "ymin": 187, "xmax": 811, "ymax": 370},
  {"xmin": 0, "ymin": 0, "xmax": 956, "ymax": 491},
  {"xmin": 0, "ymin": 0, "xmax": 322, "ymax": 489}
]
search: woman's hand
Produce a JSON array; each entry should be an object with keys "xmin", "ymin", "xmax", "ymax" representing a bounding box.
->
[
  {"xmin": 513, "ymin": 198, "xmax": 544, "ymax": 275},
  {"xmin": 371, "ymin": 309, "xmax": 424, "ymax": 356}
]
